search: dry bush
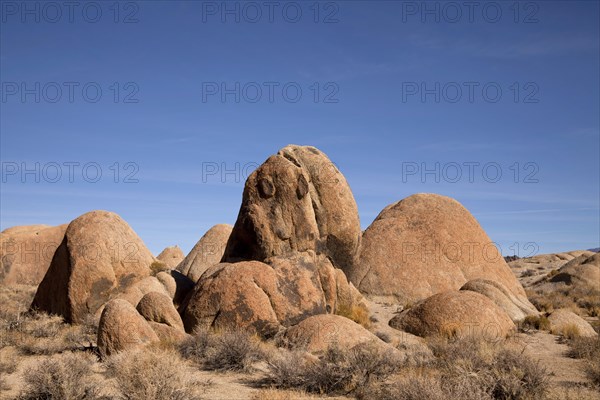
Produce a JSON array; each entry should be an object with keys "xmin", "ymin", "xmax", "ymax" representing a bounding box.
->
[
  {"xmin": 1, "ymin": 311, "xmax": 96, "ymax": 355},
  {"xmin": 106, "ymin": 346, "xmax": 209, "ymax": 400},
  {"xmin": 369, "ymin": 335, "xmax": 549, "ymax": 400},
  {"xmin": 0, "ymin": 284, "xmax": 36, "ymax": 320},
  {"xmin": 553, "ymin": 323, "xmax": 581, "ymax": 340},
  {"xmin": 526, "ymin": 285, "xmax": 600, "ymax": 319},
  {"xmin": 364, "ymin": 372, "xmax": 484, "ymax": 400},
  {"xmin": 265, "ymin": 341, "xmax": 403, "ymax": 395},
  {"xmin": 19, "ymin": 351, "xmax": 100, "ymax": 400},
  {"xmin": 335, "ymin": 303, "xmax": 371, "ymax": 329},
  {"xmin": 265, "ymin": 350, "xmax": 309, "ymax": 388},
  {"xmin": 568, "ymin": 335, "xmax": 600, "ymax": 386},
  {"xmin": 149, "ymin": 261, "xmax": 169, "ymax": 275},
  {"xmin": 520, "ymin": 315, "xmax": 551, "ymax": 332},
  {"xmin": 489, "ymin": 348, "xmax": 550, "ymax": 399},
  {"xmin": 521, "ymin": 269, "xmax": 536, "ymax": 277},
  {"xmin": 180, "ymin": 328, "xmax": 265, "ymax": 372}
]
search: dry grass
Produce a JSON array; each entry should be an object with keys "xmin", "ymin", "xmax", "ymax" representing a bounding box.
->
[
  {"xmin": 334, "ymin": 303, "xmax": 371, "ymax": 329},
  {"xmin": 106, "ymin": 345, "xmax": 210, "ymax": 400},
  {"xmin": 250, "ymin": 388, "xmax": 320, "ymax": 400},
  {"xmin": 526, "ymin": 286, "xmax": 600, "ymax": 319},
  {"xmin": 18, "ymin": 351, "xmax": 101, "ymax": 400},
  {"xmin": 180, "ymin": 327, "xmax": 266, "ymax": 372}
]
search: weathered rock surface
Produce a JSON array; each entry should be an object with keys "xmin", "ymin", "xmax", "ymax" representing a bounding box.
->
[
  {"xmin": 390, "ymin": 291, "xmax": 515, "ymax": 339},
  {"xmin": 354, "ymin": 194, "xmax": 530, "ymax": 305},
  {"xmin": 176, "ymin": 224, "xmax": 232, "ymax": 282},
  {"xmin": 97, "ymin": 299, "xmax": 158, "ymax": 357},
  {"xmin": 0, "ymin": 224, "xmax": 67, "ymax": 285},
  {"xmin": 222, "ymin": 145, "xmax": 361, "ymax": 271},
  {"xmin": 31, "ymin": 211, "xmax": 155, "ymax": 323},
  {"xmin": 547, "ymin": 309, "xmax": 597, "ymax": 338},
  {"xmin": 156, "ymin": 245, "xmax": 184, "ymax": 269},
  {"xmin": 136, "ymin": 291, "xmax": 184, "ymax": 331},
  {"xmin": 181, "ymin": 252, "xmax": 365, "ymax": 337},
  {"xmin": 460, "ymin": 279, "xmax": 539, "ymax": 322}
]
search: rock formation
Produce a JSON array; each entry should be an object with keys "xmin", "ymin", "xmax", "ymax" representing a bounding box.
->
[
  {"xmin": 389, "ymin": 291, "xmax": 515, "ymax": 339},
  {"xmin": 31, "ymin": 211, "xmax": 155, "ymax": 323},
  {"xmin": 176, "ymin": 224, "xmax": 232, "ymax": 282},
  {"xmin": 222, "ymin": 145, "xmax": 361, "ymax": 271},
  {"xmin": 156, "ymin": 245, "xmax": 184, "ymax": 269},
  {"xmin": 0, "ymin": 224, "xmax": 67, "ymax": 285},
  {"xmin": 353, "ymin": 193, "xmax": 531, "ymax": 306}
]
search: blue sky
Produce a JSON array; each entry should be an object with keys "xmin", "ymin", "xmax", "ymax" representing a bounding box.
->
[{"xmin": 1, "ymin": 0, "xmax": 598, "ymax": 256}]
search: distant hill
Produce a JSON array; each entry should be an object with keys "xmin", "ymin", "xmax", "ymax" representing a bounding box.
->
[{"xmin": 588, "ymin": 248, "xmax": 599, "ymax": 252}]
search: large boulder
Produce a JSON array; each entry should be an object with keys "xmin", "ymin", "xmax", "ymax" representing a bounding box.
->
[
  {"xmin": 389, "ymin": 291, "xmax": 515, "ymax": 339},
  {"xmin": 156, "ymin": 245, "xmax": 184, "ymax": 269},
  {"xmin": 547, "ymin": 309, "xmax": 597, "ymax": 338},
  {"xmin": 31, "ymin": 211, "xmax": 155, "ymax": 323},
  {"xmin": 222, "ymin": 145, "xmax": 361, "ymax": 271},
  {"xmin": 460, "ymin": 279, "xmax": 539, "ymax": 322},
  {"xmin": 282, "ymin": 314, "xmax": 391, "ymax": 355},
  {"xmin": 181, "ymin": 252, "xmax": 365, "ymax": 337},
  {"xmin": 0, "ymin": 224, "xmax": 67, "ymax": 285},
  {"xmin": 176, "ymin": 224, "xmax": 232, "ymax": 282},
  {"xmin": 509, "ymin": 250, "xmax": 595, "ymax": 287},
  {"xmin": 136, "ymin": 291, "xmax": 184, "ymax": 331},
  {"xmin": 97, "ymin": 299, "xmax": 158, "ymax": 357},
  {"xmin": 549, "ymin": 252, "xmax": 599, "ymax": 288},
  {"xmin": 353, "ymin": 194, "xmax": 530, "ymax": 305}
]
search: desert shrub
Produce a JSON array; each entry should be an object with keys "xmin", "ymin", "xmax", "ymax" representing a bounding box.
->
[
  {"xmin": 149, "ymin": 261, "xmax": 169, "ymax": 275},
  {"xmin": 427, "ymin": 335, "xmax": 548, "ymax": 400},
  {"xmin": 365, "ymin": 372, "xmax": 486, "ymax": 400},
  {"xmin": 335, "ymin": 303, "xmax": 371, "ymax": 329},
  {"xmin": 180, "ymin": 328, "xmax": 265, "ymax": 372},
  {"xmin": 546, "ymin": 269, "xmax": 559, "ymax": 278},
  {"xmin": 554, "ymin": 323, "xmax": 581, "ymax": 339},
  {"xmin": 265, "ymin": 350, "xmax": 309, "ymax": 388},
  {"xmin": 520, "ymin": 315, "xmax": 551, "ymax": 331},
  {"xmin": 106, "ymin": 346, "xmax": 209, "ymax": 400},
  {"xmin": 19, "ymin": 351, "xmax": 100, "ymax": 400},
  {"xmin": 266, "ymin": 341, "xmax": 403, "ymax": 395},
  {"xmin": 489, "ymin": 348, "xmax": 550, "ymax": 399},
  {"xmin": 0, "ymin": 285, "xmax": 36, "ymax": 321},
  {"xmin": 0, "ymin": 310, "xmax": 97, "ymax": 355},
  {"xmin": 205, "ymin": 329, "xmax": 265, "ymax": 371},
  {"xmin": 568, "ymin": 335, "xmax": 600, "ymax": 386},
  {"xmin": 521, "ymin": 269, "xmax": 535, "ymax": 277}
]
